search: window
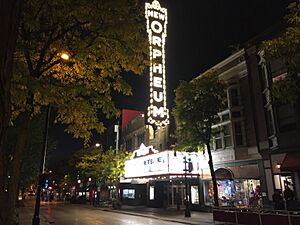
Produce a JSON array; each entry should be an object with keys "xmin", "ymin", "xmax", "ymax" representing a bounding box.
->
[
  {"xmin": 234, "ymin": 122, "xmax": 243, "ymax": 146},
  {"xmin": 212, "ymin": 110, "xmax": 233, "ymax": 150},
  {"xmin": 123, "ymin": 189, "xmax": 135, "ymax": 199},
  {"xmin": 224, "ymin": 124, "xmax": 232, "ymax": 147},
  {"xmin": 212, "ymin": 123, "xmax": 232, "ymax": 150},
  {"xmin": 125, "ymin": 138, "xmax": 132, "ymax": 151},
  {"xmin": 228, "ymin": 86, "xmax": 240, "ymax": 108},
  {"xmin": 214, "ymin": 129, "xmax": 222, "ymax": 150},
  {"xmin": 222, "ymin": 113, "xmax": 230, "ymax": 121},
  {"xmin": 137, "ymin": 133, "xmax": 144, "ymax": 146}
]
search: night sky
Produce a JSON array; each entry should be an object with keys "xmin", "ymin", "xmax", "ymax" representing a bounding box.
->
[{"xmin": 48, "ymin": 0, "xmax": 293, "ymax": 166}]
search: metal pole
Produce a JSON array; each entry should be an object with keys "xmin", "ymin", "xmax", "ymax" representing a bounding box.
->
[
  {"xmin": 32, "ymin": 106, "xmax": 51, "ymax": 225},
  {"xmin": 184, "ymin": 156, "xmax": 191, "ymax": 217}
]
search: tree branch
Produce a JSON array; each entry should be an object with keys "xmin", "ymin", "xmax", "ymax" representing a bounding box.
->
[
  {"xmin": 39, "ymin": 59, "xmax": 61, "ymax": 75},
  {"xmin": 23, "ymin": 49, "xmax": 34, "ymax": 76}
]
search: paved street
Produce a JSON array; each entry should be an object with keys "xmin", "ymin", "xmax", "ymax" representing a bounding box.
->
[{"xmin": 19, "ymin": 199, "xmax": 213, "ymax": 225}]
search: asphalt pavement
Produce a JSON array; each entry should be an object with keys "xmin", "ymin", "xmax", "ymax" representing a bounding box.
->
[
  {"xmin": 19, "ymin": 199, "xmax": 213, "ymax": 225},
  {"xmin": 102, "ymin": 205, "xmax": 213, "ymax": 225}
]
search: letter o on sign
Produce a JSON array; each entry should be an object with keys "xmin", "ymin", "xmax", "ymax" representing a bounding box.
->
[{"xmin": 151, "ymin": 21, "xmax": 163, "ymax": 34}]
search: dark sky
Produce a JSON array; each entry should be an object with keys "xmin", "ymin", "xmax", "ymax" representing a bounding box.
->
[{"xmin": 48, "ymin": 0, "xmax": 293, "ymax": 166}]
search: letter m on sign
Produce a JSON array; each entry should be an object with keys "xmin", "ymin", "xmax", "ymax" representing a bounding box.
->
[{"xmin": 153, "ymin": 106, "xmax": 164, "ymax": 118}]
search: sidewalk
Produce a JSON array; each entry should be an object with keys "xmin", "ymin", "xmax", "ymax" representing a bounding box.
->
[
  {"xmin": 96, "ymin": 205, "xmax": 214, "ymax": 225},
  {"xmin": 18, "ymin": 206, "xmax": 49, "ymax": 225}
]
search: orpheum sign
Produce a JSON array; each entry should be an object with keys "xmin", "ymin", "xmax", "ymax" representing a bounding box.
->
[{"xmin": 145, "ymin": 0, "xmax": 169, "ymax": 127}]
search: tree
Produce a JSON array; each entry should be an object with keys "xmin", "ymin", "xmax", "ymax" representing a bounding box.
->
[
  {"xmin": 172, "ymin": 71, "xmax": 227, "ymax": 207},
  {"xmin": 0, "ymin": 1, "xmax": 148, "ymax": 224},
  {"xmin": 261, "ymin": 0, "xmax": 300, "ymax": 104},
  {"xmin": 76, "ymin": 147, "xmax": 130, "ymax": 184},
  {"xmin": 0, "ymin": 1, "xmax": 23, "ymax": 223},
  {"xmin": 0, "ymin": 0, "xmax": 22, "ymax": 153}
]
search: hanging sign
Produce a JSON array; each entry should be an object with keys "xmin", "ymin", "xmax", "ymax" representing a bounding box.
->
[{"xmin": 145, "ymin": 0, "xmax": 169, "ymax": 127}]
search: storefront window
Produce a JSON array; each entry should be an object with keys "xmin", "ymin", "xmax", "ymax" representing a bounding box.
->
[
  {"xmin": 203, "ymin": 181, "xmax": 214, "ymax": 206},
  {"xmin": 274, "ymin": 174, "xmax": 294, "ymax": 192},
  {"xmin": 191, "ymin": 186, "xmax": 199, "ymax": 204},
  {"xmin": 203, "ymin": 179, "xmax": 261, "ymax": 207},
  {"xmin": 123, "ymin": 189, "xmax": 135, "ymax": 199}
]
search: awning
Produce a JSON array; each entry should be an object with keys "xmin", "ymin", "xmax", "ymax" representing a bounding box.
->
[{"xmin": 281, "ymin": 152, "xmax": 300, "ymax": 172}]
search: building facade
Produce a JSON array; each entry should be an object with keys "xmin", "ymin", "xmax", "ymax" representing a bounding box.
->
[
  {"xmin": 198, "ymin": 49, "xmax": 266, "ymax": 208},
  {"xmin": 246, "ymin": 44, "xmax": 300, "ymax": 208},
  {"xmin": 119, "ymin": 41, "xmax": 299, "ymax": 210}
]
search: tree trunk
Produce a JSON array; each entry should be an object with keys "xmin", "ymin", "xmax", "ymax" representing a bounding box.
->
[
  {"xmin": 0, "ymin": 0, "xmax": 22, "ymax": 149},
  {"xmin": 0, "ymin": 1, "xmax": 22, "ymax": 223},
  {"xmin": 206, "ymin": 142, "xmax": 219, "ymax": 207},
  {"xmin": 0, "ymin": 112, "xmax": 30, "ymax": 225}
]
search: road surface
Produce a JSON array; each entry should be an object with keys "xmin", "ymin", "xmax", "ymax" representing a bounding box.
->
[{"xmin": 20, "ymin": 200, "xmax": 186, "ymax": 225}]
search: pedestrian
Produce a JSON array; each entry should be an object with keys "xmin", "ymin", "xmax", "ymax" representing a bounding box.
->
[
  {"xmin": 272, "ymin": 189, "xmax": 284, "ymax": 210},
  {"xmin": 283, "ymin": 185, "xmax": 295, "ymax": 210}
]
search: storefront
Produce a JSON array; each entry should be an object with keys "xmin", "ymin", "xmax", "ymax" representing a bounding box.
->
[
  {"xmin": 120, "ymin": 144, "xmax": 202, "ymax": 208},
  {"xmin": 272, "ymin": 152, "xmax": 300, "ymax": 202},
  {"xmin": 201, "ymin": 162, "xmax": 263, "ymax": 208}
]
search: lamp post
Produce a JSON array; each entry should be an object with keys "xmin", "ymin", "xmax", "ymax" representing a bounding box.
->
[
  {"xmin": 33, "ymin": 51, "xmax": 70, "ymax": 225},
  {"xmin": 32, "ymin": 106, "xmax": 51, "ymax": 225},
  {"xmin": 183, "ymin": 156, "xmax": 191, "ymax": 217}
]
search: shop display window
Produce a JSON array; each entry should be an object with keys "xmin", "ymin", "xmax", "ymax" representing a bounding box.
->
[
  {"xmin": 122, "ymin": 189, "xmax": 135, "ymax": 199},
  {"xmin": 203, "ymin": 179, "xmax": 261, "ymax": 207}
]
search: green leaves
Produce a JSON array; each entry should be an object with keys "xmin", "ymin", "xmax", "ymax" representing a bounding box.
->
[
  {"xmin": 12, "ymin": 0, "xmax": 148, "ymax": 142},
  {"xmin": 76, "ymin": 147, "xmax": 130, "ymax": 183},
  {"xmin": 260, "ymin": 1, "xmax": 300, "ymax": 105},
  {"xmin": 172, "ymin": 71, "xmax": 226, "ymax": 150}
]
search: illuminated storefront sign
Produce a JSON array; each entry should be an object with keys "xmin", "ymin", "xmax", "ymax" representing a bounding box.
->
[
  {"xmin": 145, "ymin": 0, "xmax": 169, "ymax": 127},
  {"xmin": 124, "ymin": 150, "xmax": 201, "ymax": 178}
]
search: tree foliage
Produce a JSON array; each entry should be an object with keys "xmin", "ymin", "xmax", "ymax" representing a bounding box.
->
[
  {"xmin": 76, "ymin": 147, "xmax": 130, "ymax": 183},
  {"xmin": 1, "ymin": 1, "xmax": 148, "ymax": 224},
  {"xmin": 172, "ymin": 71, "xmax": 227, "ymax": 150},
  {"xmin": 12, "ymin": 0, "xmax": 148, "ymax": 142},
  {"xmin": 172, "ymin": 71, "xmax": 226, "ymax": 207},
  {"xmin": 261, "ymin": 0, "xmax": 300, "ymax": 104}
]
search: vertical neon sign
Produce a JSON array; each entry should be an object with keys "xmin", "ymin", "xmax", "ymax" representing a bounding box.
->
[{"xmin": 145, "ymin": 0, "xmax": 169, "ymax": 127}]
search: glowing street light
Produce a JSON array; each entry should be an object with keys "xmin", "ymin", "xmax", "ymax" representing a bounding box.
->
[
  {"xmin": 95, "ymin": 143, "xmax": 101, "ymax": 147},
  {"xmin": 60, "ymin": 52, "xmax": 70, "ymax": 60}
]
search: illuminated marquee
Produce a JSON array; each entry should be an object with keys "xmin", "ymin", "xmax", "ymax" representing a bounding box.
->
[
  {"xmin": 145, "ymin": 0, "xmax": 169, "ymax": 127},
  {"xmin": 124, "ymin": 150, "xmax": 201, "ymax": 178}
]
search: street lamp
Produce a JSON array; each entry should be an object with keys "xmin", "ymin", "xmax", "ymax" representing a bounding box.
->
[
  {"xmin": 60, "ymin": 52, "xmax": 70, "ymax": 60},
  {"xmin": 95, "ymin": 143, "xmax": 101, "ymax": 148},
  {"xmin": 33, "ymin": 50, "xmax": 71, "ymax": 225},
  {"xmin": 183, "ymin": 156, "xmax": 191, "ymax": 217},
  {"xmin": 32, "ymin": 106, "xmax": 51, "ymax": 225}
]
